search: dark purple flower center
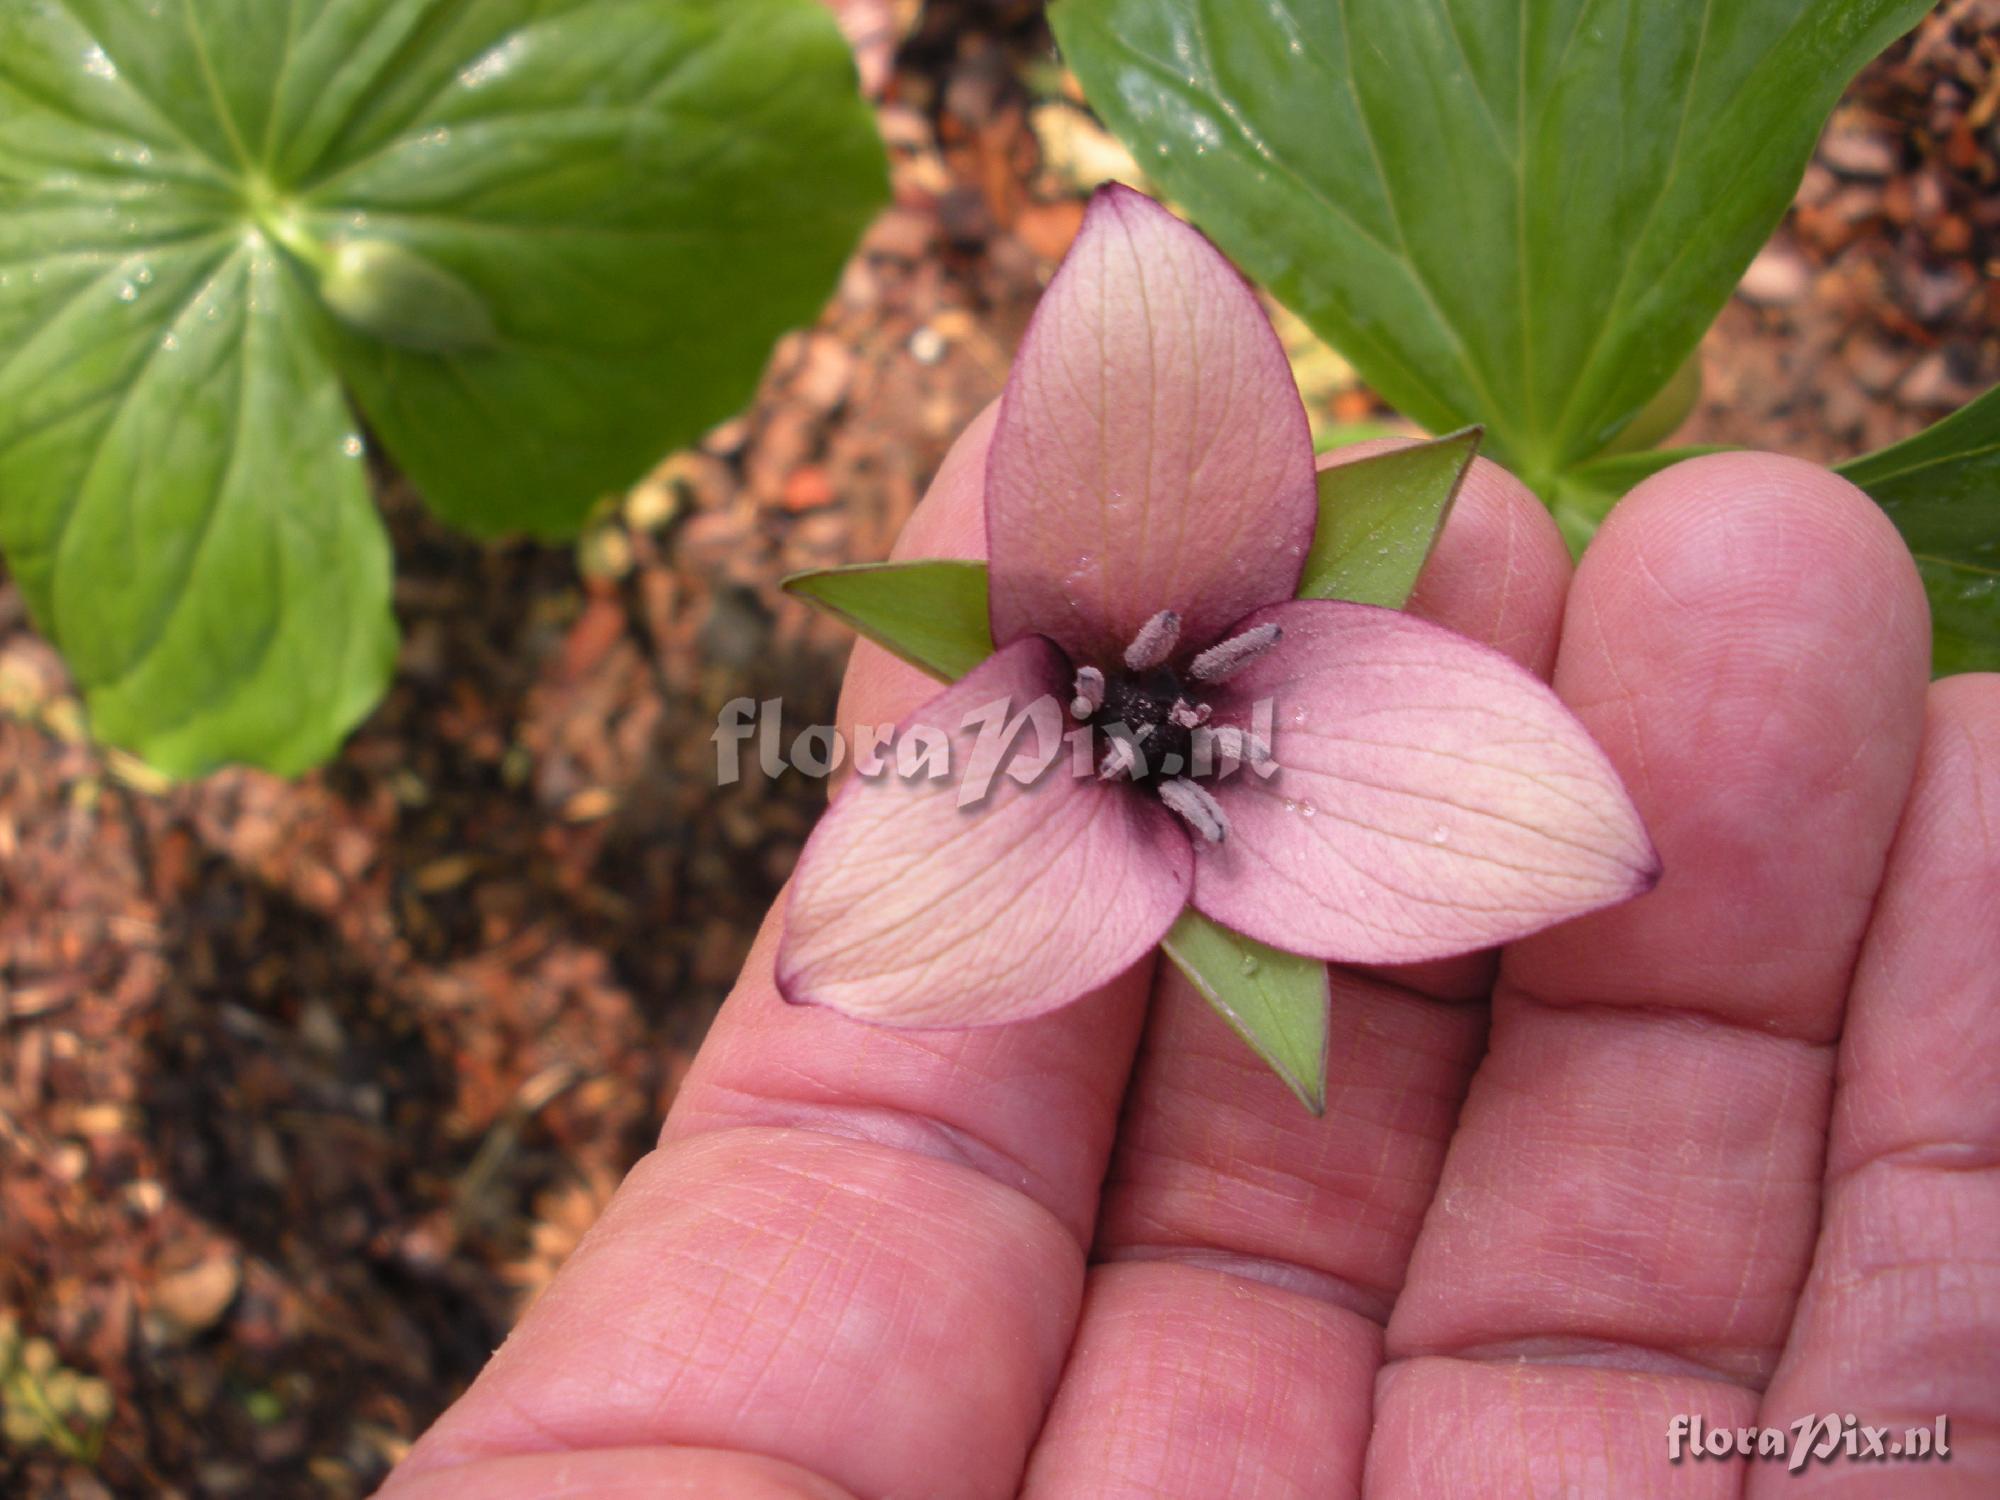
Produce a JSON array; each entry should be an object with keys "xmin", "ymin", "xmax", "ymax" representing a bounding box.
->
[
  {"xmin": 1094, "ymin": 666, "xmax": 1195, "ymax": 784},
  {"xmin": 1065, "ymin": 609, "xmax": 1284, "ymax": 845}
]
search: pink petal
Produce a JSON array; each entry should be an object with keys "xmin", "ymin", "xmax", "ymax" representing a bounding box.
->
[
  {"xmin": 779, "ymin": 636, "xmax": 1192, "ymax": 1026},
  {"xmin": 1194, "ymin": 600, "xmax": 1658, "ymax": 964},
  {"xmin": 986, "ymin": 185, "xmax": 1316, "ymax": 667}
]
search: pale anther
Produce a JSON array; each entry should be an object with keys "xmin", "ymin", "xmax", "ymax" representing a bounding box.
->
[
  {"xmin": 1123, "ymin": 609, "xmax": 1182, "ymax": 671},
  {"xmin": 1069, "ymin": 666, "xmax": 1105, "ymax": 720},
  {"xmin": 1189, "ymin": 623, "xmax": 1281, "ymax": 683},
  {"xmin": 1168, "ymin": 698, "xmax": 1210, "ymax": 729},
  {"xmin": 1158, "ymin": 777, "xmax": 1228, "ymax": 844}
]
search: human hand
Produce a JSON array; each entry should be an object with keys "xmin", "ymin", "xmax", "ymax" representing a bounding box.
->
[{"xmin": 378, "ymin": 429, "xmax": 1997, "ymax": 1499}]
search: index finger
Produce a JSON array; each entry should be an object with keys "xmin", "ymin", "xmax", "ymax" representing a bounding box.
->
[{"xmin": 382, "ymin": 408, "xmax": 1154, "ymax": 1500}]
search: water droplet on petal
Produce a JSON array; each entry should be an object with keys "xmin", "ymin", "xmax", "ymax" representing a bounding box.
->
[
  {"xmin": 1238, "ymin": 952, "xmax": 1260, "ymax": 976},
  {"xmin": 341, "ymin": 435, "xmax": 363, "ymax": 457},
  {"xmin": 1428, "ymin": 825, "xmax": 1450, "ymax": 844}
]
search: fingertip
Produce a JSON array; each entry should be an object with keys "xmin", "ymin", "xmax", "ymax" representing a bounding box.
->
[
  {"xmin": 1586, "ymin": 450, "xmax": 1929, "ymax": 681},
  {"xmin": 893, "ymin": 400, "xmax": 997, "ymax": 564},
  {"xmin": 1407, "ymin": 452, "xmax": 1572, "ymax": 677},
  {"xmin": 1927, "ymin": 668, "xmax": 2000, "ymax": 734},
  {"xmin": 1515, "ymin": 447, "xmax": 1933, "ymax": 1033}
]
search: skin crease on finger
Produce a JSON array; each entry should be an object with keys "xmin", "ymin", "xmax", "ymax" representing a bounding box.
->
[{"xmin": 375, "ymin": 446, "xmax": 1998, "ymax": 1500}]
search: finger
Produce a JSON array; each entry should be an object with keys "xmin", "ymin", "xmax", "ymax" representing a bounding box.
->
[
  {"xmin": 1019, "ymin": 453, "xmax": 1571, "ymax": 1499},
  {"xmin": 381, "ymin": 1446, "xmax": 856, "ymax": 1500},
  {"xmin": 385, "ymin": 404, "xmax": 1153, "ymax": 1500},
  {"xmin": 1751, "ymin": 674, "xmax": 2000, "ymax": 1498},
  {"xmin": 1375, "ymin": 455, "xmax": 1931, "ymax": 1494}
]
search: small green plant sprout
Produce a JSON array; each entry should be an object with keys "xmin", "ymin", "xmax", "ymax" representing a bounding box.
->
[
  {"xmin": 0, "ymin": 1309, "xmax": 115, "ymax": 1466},
  {"xmin": 0, "ymin": 0, "xmax": 888, "ymax": 776}
]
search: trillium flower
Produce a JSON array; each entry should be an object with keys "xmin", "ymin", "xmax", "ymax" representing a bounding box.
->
[{"xmin": 778, "ymin": 186, "xmax": 1657, "ymax": 1026}]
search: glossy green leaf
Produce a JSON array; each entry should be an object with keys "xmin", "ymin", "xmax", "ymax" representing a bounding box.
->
[
  {"xmin": 1162, "ymin": 909, "xmax": 1329, "ymax": 1113},
  {"xmin": 0, "ymin": 231, "xmax": 396, "ymax": 776},
  {"xmin": 1052, "ymin": 0, "xmax": 1931, "ymax": 485},
  {"xmin": 784, "ymin": 561, "xmax": 995, "ymax": 683},
  {"xmin": 1298, "ymin": 427, "xmax": 1480, "ymax": 606},
  {"xmin": 294, "ymin": 0, "xmax": 888, "ymax": 536},
  {"xmin": 0, "ymin": 0, "xmax": 884, "ymax": 772},
  {"xmin": 1595, "ymin": 348, "xmax": 1703, "ymax": 458},
  {"xmin": 1548, "ymin": 445, "xmax": 1727, "ymax": 558},
  {"xmin": 1839, "ymin": 385, "xmax": 2000, "ymax": 674}
]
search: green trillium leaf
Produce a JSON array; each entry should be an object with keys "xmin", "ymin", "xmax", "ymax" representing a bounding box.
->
[
  {"xmin": 1298, "ymin": 427, "xmax": 1481, "ymax": 607},
  {"xmin": 1594, "ymin": 349, "xmax": 1703, "ymax": 459},
  {"xmin": 1839, "ymin": 384, "xmax": 2000, "ymax": 675},
  {"xmin": 783, "ymin": 561, "xmax": 995, "ymax": 683},
  {"xmin": 1162, "ymin": 910, "xmax": 1330, "ymax": 1114},
  {"xmin": 0, "ymin": 0, "xmax": 886, "ymax": 773},
  {"xmin": 295, "ymin": 0, "xmax": 887, "ymax": 538},
  {"xmin": 1051, "ymin": 0, "xmax": 1933, "ymax": 486},
  {"xmin": 0, "ymin": 228, "xmax": 396, "ymax": 777}
]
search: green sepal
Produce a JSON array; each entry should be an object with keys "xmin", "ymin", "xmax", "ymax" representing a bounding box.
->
[
  {"xmin": 783, "ymin": 560, "xmax": 995, "ymax": 682},
  {"xmin": 1161, "ymin": 909, "xmax": 1330, "ymax": 1114},
  {"xmin": 1298, "ymin": 427, "xmax": 1481, "ymax": 607}
]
